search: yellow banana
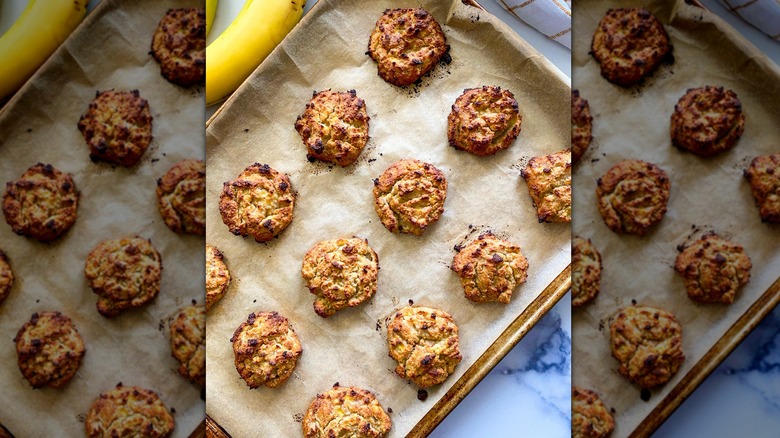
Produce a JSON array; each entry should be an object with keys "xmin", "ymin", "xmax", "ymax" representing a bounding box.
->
[
  {"xmin": 205, "ymin": 0, "xmax": 304, "ymax": 106},
  {"xmin": 0, "ymin": 0, "xmax": 89, "ymax": 101},
  {"xmin": 206, "ymin": 0, "xmax": 218, "ymax": 37}
]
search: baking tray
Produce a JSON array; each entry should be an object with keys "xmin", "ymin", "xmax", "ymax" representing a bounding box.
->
[{"xmin": 203, "ymin": 0, "xmax": 571, "ymax": 436}]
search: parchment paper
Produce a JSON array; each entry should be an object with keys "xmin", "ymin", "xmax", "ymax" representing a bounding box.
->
[
  {"xmin": 0, "ymin": 0, "xmax": 205, "ymax": 436},
  {"xmin": 205, "ymin": 0, "xmax": 570, "ymax": 436},
  {"xmin": 572, "ymin": 1, "xmax": 780, "ymax": 435}
]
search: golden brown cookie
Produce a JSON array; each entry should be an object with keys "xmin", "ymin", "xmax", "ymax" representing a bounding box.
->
[
  {"xmin": 206, "ymin": 244, "xmax": 231, "ymax": 310},
  {"xmin": 447, "ymin": 86, "xmax": 522, "ymax": 156},
  {"xmin": 85, "ymin": 384, "xmax": 175, "ymax": 438},
  {"xmin": 572, "ymin": 237, "xmax": 602, "ymax": 307},
  {"xmin": 744, "ymin": 153, "xmax": 780, "ymax": 223},
  {"xmin": 521, "ymin": 149, "xmax": 572, "ymax": 223},
  {"xmin": 295, "ymin": 89, "xmax": 370, "ymax": 166},
  {"xmin": 671, "ymin": 86, "xmax": 745, "ymax": 157},
  {"xmin": 387, "ymin": 306, "xmax": 462, "ymax": 388},
  {"xmin": 301, "ymin": 237, "xmax": 379, "ymax": 318},
  {"xmin": 572, "ymin": 386, "xmax": 615, "ymax": 438},
  {"xmin": 373, "ymin": 159, "xmax": 447, "ymax": 235},
  {"xmin": 170, "ymin": 303, "xmax": 206, "ymax": 386},
  {"xmin": 591, "ymin": 8, "xmax": 671, "ymax": 86},
  {"xmin": 596, "ymin": 159, "xmax": 670, "ymax": 235},
  {"xmin": 84, "ymin": 237, "xmax": 162, "ymax": 317},
  {"xmin": 610, "ymin": 305, "xmax": 685, "ymax": 389},
  {"xmin": 302, "ymin": 385, "xmax": 392, "ymax": 438},
  {"xmin": 14, "ymin": 311, "xmax": 85, "ymax": 389},
  {"xmin": 156, "ymin": 158, "xmax": 205, "ymax": 235},
  {"xmin": 231, "ymin": 311, "xmax": 302, "ymax": 388},
  {"xmin": 0, "ymin": 250, "xmax": 12, "ymax": 305},
  {"xmin": 219, "ymin": 163, "xmax": 296, "ymax": 243},
  {"xmin": 450, "ymin": 233, "xmax": 528, "ymax": 304},
  {"xmin": 77, "ymin": 89, "xmax": 153, "ymax": 167},
  {"xmin": 572, "ymin": 90, "xmax": 593, "ymax": 165},
  {"xmin": 2, "ymin": 163, "xmax": 79, "ymax": 242},
  {"xmin": 675, "ymin": 233, "xmax": 751, "ymax": 304},
  {"xmin": 367, "ymin": 8, "xmax": 448, "ymax": 86},
  {"xmin": 151, "ymin": 8, "xmax": 206, "ymax": 86}
]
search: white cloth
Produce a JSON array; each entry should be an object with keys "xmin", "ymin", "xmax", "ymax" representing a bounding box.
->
[
  {"xmin": 721, "ymin": 0, "xmax": 780, "ymax": 42},
  {"xmin": 494, "ymin": 0, "xmax": 572, "ymax": 48}
]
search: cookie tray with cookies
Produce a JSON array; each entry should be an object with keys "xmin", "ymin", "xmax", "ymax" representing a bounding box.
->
[
  {"xmin": 204, "ymin": 0, "xmax": 570, "ymax": 436},
  {"xmin": 572, "ymin": 0, "xmax": 780, "ymax": 436}
]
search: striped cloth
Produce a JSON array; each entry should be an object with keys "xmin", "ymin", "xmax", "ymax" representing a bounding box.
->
[
  {"xmin": 495, "ymin": 0, "xmax": 572, "ymax": 48},
  {"xmin": 720, "ymin": 0, "xmax": 780, "ymax": 42}
]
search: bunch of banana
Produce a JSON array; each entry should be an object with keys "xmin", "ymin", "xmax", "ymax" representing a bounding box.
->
[
  {"xmin": 206, "ymin": 0, "xmax": 305, "ymax": 106},
  {"xmin": 0, "ymin": 0, "xmax": 89, "ymax": 101}
]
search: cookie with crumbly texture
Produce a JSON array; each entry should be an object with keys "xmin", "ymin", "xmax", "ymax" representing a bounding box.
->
[
  {"xmin": 85, "ymin": 384, "xmax": 175, "ymax": 438},
  {"xmin": 170, "ymin": 303, "xmax": 206, "ymax": 386},
  {"xmin": 84, "ymin": 237, "xmax": 162, "ymax": 317},
  {"xmin": 521, "ymin": 149, "xmax": 572, "ymax": 223},
  {"xmin": 302, "ymin": 237, "xmax": 379, "ymax": 317},
  {"xmin": 387, "ymin": 306, "xmax": 462, "ymax": 388},
  {"xmin": 596, "ymin": 159, "xmax": 670, "ymax": 235},
  {"xmin": 231, "ymin": 311, "xmax": 302, "ymax": 388},
  {"xmin": 591, "ymin": 8, "xmax": 671, "ymax": 86},
  {"xmin": 156, "ymin": 159, "xmax": 205, "ymax": 235},
  {"xmin": 3, "ymin": 163, "xmax": 79, "ymax": 242},
  {"xmin": 219, "ymin": 163, "xmax": 296, "ymax": 242},
  {"xmin": 303, "ymin": 385, "xmax": 392, "ymax": 438},
  {"xmin": 373, "ymin": 159, "xmax": 447, "ymax": 235},
  {"xmin": 572, "ymin": 386, "xmax": 615, "ymax": 438},
  {"xmin": 447, "ymin": 86, "xmax": 522, "ymax": 156},
  {"xmin": 295, "ymin": 89, "xmax": 370, "ymax": 166},
  {"xmin": 610, "ymin": 305, "xmax": 684, "ymax": 389},
  {"xmin": 671, "ymin": 86, "xmax": 745, "ymax": 157},
  {"xmin": 367, "ymin": 8, "xmax": 449, "ymax": 86},
  {"xmin": 14, "ymin": 311, "xmax": 85, "ymax": 389},
  {"xmin": 572, "ymin": 90, "xmax": 593, "ymax": 164},
  {"xmin": 0, "ymin": 250, "xmax": 12, "ymax": 305},
  {"xmin": 744, "ymin": 153, "xmax": 780, "ymax": 223},
  {"xmin": 206, "ymin": 244, "xmax": 231, "ymax": 310},
  {"xmin": 572, "ymin": 237, "xmax": 602, "ymax": 307},
  {"xmin": 675, "ymin": 233, "xmax": 751, "ymax": 304},
  {"xmin": 151, "ymin": 8, "xmax": 206, "ymax": 86},
  {"xmin": 77, "ymin": 89, "xmax": 153, "ymax": 166},
  {"xmin": 450, "ymin": 233, "xmax": 528, "ymax": 304}
]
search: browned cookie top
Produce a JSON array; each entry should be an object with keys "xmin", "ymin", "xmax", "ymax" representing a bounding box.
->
[
  {"xmin": 675, "ymin": 232, "xmax": 751, "ymax": 304},
  {"xmin": 448, "ymin": 86, "xmax": 522, "ymax": 156},
  {"xmin": 451, "ymin": 233, "xmax": 528, "ymax": 304},
  {"xmin": 572, "ymin": 386, "xmax": 615, "ymax": 438},
  {"xmin": 205, "ymin": 244, "xmax": 231, "ymax": 310},
  {"xmin": 744, "ymin": 153, "xmax": 780, "ymax": 223},
  {"xmin": 521, "ymin": 149, "xmax": 572, "ymax": 223},
  {"xmin": 0, "ymin": 250, "xmax": 13, "ymax": 305},
  {"xmin": 671, "ymin": 86, "xmax": 745, "ymax": 157},
  {"xmin": 14, "ymin": 311, "xmax": 85, "ymax": 389},
  {"xmin": 571, "ymin": 90, "xmax": 593, "ymax": 164},
  {"xmin": 170, "ymin": 303, "xmax": 206, "ymax": 387},
  {"xmin": 231, "ymin": 311, "xmax": 302, "ymax": 388},
  {"xmin": 151, "ymin": 8, "xmax": 206, "ymax": 86},
  {"xmin": 85, "ymin": 384, "xmax": 175, "ymax": 438},
  {"xmin": 156, "ymin": 159, "xmax": 205, "ymax": 235},
  {"xmin": 572, "ymin": 237, "xmax": 602, "ymax": 307},
  {"xmin": 302, "ymin": 385, "xmax": 392, "ymax": 438}
]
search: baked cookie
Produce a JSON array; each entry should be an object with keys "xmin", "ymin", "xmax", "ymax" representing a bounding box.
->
[
  {"xmin": 301, "ymin": 237, "xmax": 379, "ymax": 317},
  {"xmin": 2, "ymin": 163, "xmax": 79, "ymax": 242},
  {"xmin": 591, "ymin": 8, "xmax": 671, "ymax": 86},
  {"xmin": 156, "ymin": 158, "xmax": 205, "ymax": 235},
  {"xmin": 219, "ymin": 163, "xmax": 296, "ymax": 242},
  {"xmin": 206, "ymin": 244, "xmax": 231, "ymax": 310},
  {"xmin": 744, "ymin": 153, "xmax": 780, "ymax": 223},
  {"xmin": 450, "ymin": 233, "xmax": 528, "ymax": 304},
  {"xmin": 85, "ymin": 384, "xmax": 175, "ymax": 438},
  {"xmin": 572, "ymin": 90, "xmax": 593, "ymax": 164},
  {"xmin": 367, "ymin": 8, "xmax": 448, "ymax": 86},
  {"xmin": 572, "ymin": 237, "xmax": 602, "ymax": 307},
  {"xmin": 170, "ymin": 303, "xmax": 206, "ymax": 386},
  {"xmin": 521, "ymin": 149, "xmax": 572, "ymax": 223},
  {"xmin": 610, "ymin": 305, "xmax": 685, "ymax": 389},
  {"xmin": 0, "ymin": 250, "xmax": 12, "ymax": 305},
  {"xmin": 151, "ymin": 8, "xmax": 206, "ymax": 86},
  {"xmin": 671, "ymin": 86, "xmax": 745, "ymax": 157},
  {"xmin": 295, "ymin": 89, "xmax": 370, "ymax": 166},
  {"xmin": 14, "ymin": 311, "xmax": 85, "ymax": 388},
  {"xmin": 596, "ymin": 159, "xmax": 670, "ymax": 235},
  {"xmin": 387, "ymin": 306, "xmax": 462, "ymax": 388},
  {"xmin": 447, "ymin": 86, "xmax": 522, "ymax": 156},
  {"xmin": 572, "ymin": 386, "xmax": 615, "ymax": 438},
  {"xmin": 77, "ymin": 89, "xmax": 153, "ymax": 167},
  {"xmin": 675, "ymin": 233, "xmax": 751, "ymax": 304},
  {"xmin": 230, "ymin": 311, "xmax": 302, "ymax": 388},
  {"xmin": 84, "ymin": 237, "xmax": 162, "ymax": 317},
  {"xmin": 302, "ymin": 385, "xmax": 392, "ymax": 438},
  {"xmin": 373, "ymin": 159, "xmax": 447, "ymax": 235}
]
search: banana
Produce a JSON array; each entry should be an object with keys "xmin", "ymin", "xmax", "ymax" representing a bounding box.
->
[
  {"xmin": 0, "ymin": 0, "xmax": 89, "ymax": 101},
  {"xmin": 206, "ymin": 0, "xmax": 218, "ymax": 37},
  {"xmin": 205, "ymin": 0, "xmax": 304, "ymax": 106}
]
